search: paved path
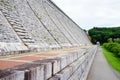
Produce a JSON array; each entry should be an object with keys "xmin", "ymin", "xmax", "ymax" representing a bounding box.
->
[{"xmin": 87, "ymin": 48, "xmax": 120, "ymax": 80}]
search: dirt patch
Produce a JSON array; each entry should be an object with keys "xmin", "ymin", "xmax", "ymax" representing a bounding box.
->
[{"xmin": 0, "ymin": 60, "xmax": 25, "ymax": 70}]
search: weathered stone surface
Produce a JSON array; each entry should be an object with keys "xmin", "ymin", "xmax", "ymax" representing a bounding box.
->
[
  {"xmin": 49, "ymin": 46, "xmax": 97, "ymax": 80},
  {"xmin": 0, "ymin": 11, "xmax": 29, "ymax": 53},
  {"xmin": 12, "ymin": 63, "xmax": 45, "ymax": 80},
  {"xmin": 0, "ymin": 70, "xmax": 24, "ymax": 80},
  {"xmin": 0, "ymin": 0, "xmax": 59, "ymax": 49},
  {"xmin": 0, "ymin": 0, "xmax": 91, "ymax": 53},
  {"xmin": 0, "ymin": 11, "xmax": 19, "ymax": 43},
  {"xmin": 27, "ymin": 0, "xmax": 72, "ymax": 47}
]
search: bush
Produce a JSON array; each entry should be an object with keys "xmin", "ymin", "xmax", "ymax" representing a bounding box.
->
[
  {"xmin": 114, "ymin": 38, "xmax": 120, "ymax": 43},
  {"xmin": 103, "ymin": 42, "xmax": 120, "ymax": 57}
]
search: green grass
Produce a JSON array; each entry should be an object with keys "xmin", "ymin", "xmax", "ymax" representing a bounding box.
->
[{"xmin": 102, "ymin": 47, "xmax": 120, "ymax": 72}]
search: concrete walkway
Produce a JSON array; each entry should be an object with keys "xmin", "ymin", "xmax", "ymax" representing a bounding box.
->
[{"xmin": 87, "ymin": 48, "xmax": 120, "ymax": 80}]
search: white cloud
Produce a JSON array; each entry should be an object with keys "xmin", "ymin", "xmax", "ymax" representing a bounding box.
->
[{"xmin": 52, "ymin": 0, "xmax": 120, "ymax": 30}]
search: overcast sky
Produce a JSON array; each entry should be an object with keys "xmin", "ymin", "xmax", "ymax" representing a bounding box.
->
[{"xmin": 52, "ymin": 0, "xmax": 120, "ymax": 30}]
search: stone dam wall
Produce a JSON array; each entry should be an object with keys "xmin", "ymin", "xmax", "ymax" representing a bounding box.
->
[
  {"xmin": 0, "ymin": 0, "xmax": 91, "ymax": 54},
  {"xmin": 0, "ymin": 0, "xmax": 96, "ymax": 80}
]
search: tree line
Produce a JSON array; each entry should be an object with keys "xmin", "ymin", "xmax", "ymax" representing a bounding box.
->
[{"xmin": 88, "ymin": 27, "xmax": 120, "ymax": 44}]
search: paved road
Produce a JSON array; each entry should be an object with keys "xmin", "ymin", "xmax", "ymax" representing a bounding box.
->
[{"xmin": 87, "ymin": 48, "xmax": 120, "ymax": 80}]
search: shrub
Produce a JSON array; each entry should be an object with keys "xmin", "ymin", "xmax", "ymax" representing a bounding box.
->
[
  {"xmin": 103, "ymin": 42, "xmax": 120, "ymax": 57},
  {"xmin": 114, "ymin": 38, "xmax": 120, "ymax": 43}
]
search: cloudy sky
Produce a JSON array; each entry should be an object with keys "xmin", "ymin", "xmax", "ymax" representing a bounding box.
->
[{"xmin": 52, "ymin": 0, "xmax": 120, "ymax": 30}]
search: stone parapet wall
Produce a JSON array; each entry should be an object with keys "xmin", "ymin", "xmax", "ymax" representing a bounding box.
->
[
  {"xmin": 49, "ymin": 46, "xmax": 97, "ymax": 80},
  {"xmin": 0, "ymin": 45, "xmax": 97, "ymax": 80}
]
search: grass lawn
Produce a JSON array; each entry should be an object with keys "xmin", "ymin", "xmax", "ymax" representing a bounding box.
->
[{"xmin": 102, "ymin": 47, "xmax": 120, "ymax": 72}]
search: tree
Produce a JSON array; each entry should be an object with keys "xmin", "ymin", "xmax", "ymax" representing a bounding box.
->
[{"xmin": 88, "ymin": 27, "xmax": 120, "ymax": 44}]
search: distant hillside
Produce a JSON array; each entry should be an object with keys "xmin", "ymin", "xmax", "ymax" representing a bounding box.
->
[{"xmin": 88, "ymin": 27, "xmax": 120, "ymax": 44}]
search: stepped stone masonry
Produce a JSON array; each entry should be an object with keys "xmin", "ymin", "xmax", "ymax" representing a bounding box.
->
[
  {"xmin": 0, "ymin": 0, "xmax": 91, "ymax": 53},
  {"xmin": 0, "ymin": 11, "xmax": 18, "ymax": 43},
  {"xmin": 0, "ymin": 0, "xmax": 96, "ymax": 80}
]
